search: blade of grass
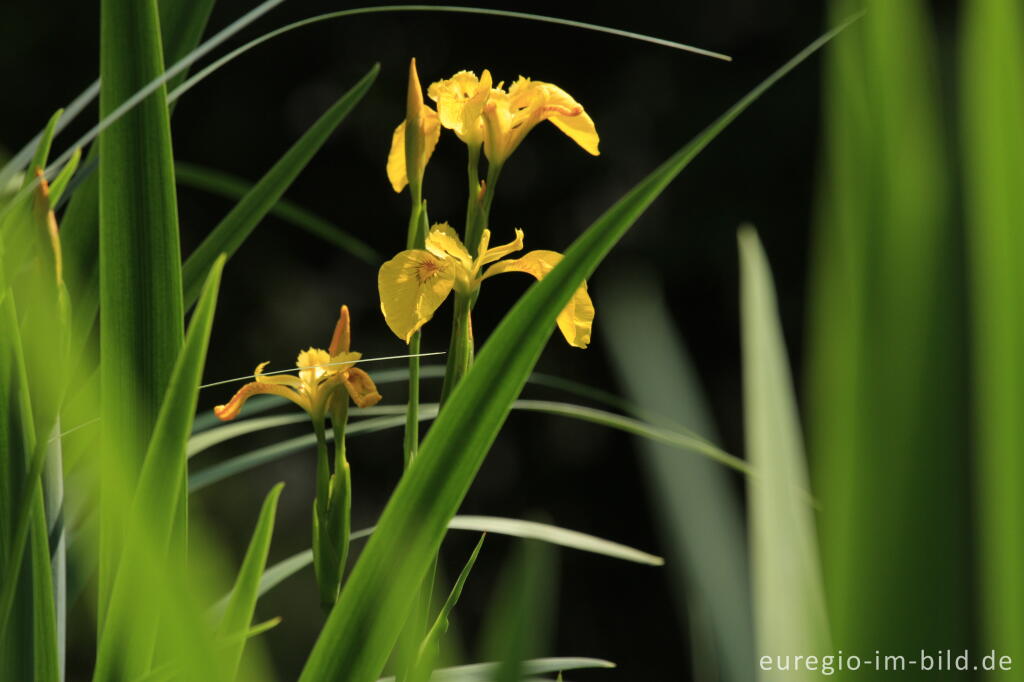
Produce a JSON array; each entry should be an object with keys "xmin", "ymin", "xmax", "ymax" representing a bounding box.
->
[
  {"xmin": 411, "ymin": 533, "xmax": 486, "ymax": 682},
  {"xmin": 738, "ymin": 227, "xmax": 829, "ymax": 678},
  {"xmin": 216, "ymin": 482, "xmax": 284, "ymax": 681},
  {"xmin": 175, "ymin": 162, "xmax": 378, "ymax": 265},
  {"xmin": 93, "ymin": 257, "xmax": 224, "ymax": 680},
  {"xmin": 961, "ymin": 0, "xmax": 1024, "ymax": 667},
  {"xmin": 378, "ymin": 658, "xmax": 614, "ymax": 682},
  {"xmin": 96, "ymin": 0, "xmax": 185, "ymax": 616},
  {"xmin": 21, "ymin": 110, "xmax": 62, "ymax": 187},
  {"xmin": 210, "ymin": 513, "xmax": 664, "ymax": 616},
  {"xmin": 299, "ymin": 25, "xmax": 852, "ymax": 680},
  {"xmin": 602, "ymin": 267, "xmax": 753, "ymax": 682},
  {"xmin": 808, "ymin": 0, "xmax": 969, "ymax": 662}
]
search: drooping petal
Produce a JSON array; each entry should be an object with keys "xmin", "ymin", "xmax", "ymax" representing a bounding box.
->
[
  {"xmin": 479, "ymin": 228, "xmax": 525, "ymax": 266},
  {"xmin": 482, "ymin": 250, "xmax": 594, "ymax": 348},
  {"xmin": 425, "ymin": 222, "xmax": 473, "ymax": 269},
  {"xmin": 342, "ymin": 367, "xmax": 383, "ymax": 408},
  {"xmin": 214, "ymin": 362, "xmax": 309, "ymax": 420},
  {"xmin": 328, "ymin": 305, "xmax": 351, "ymax": 355},
  {"xmin": 538, "ymin": 83, "xmax": 600, "ymax": 155},
  {"xmin": 378, "ymin": 249, "xmax": 457, "ymax": 342}
]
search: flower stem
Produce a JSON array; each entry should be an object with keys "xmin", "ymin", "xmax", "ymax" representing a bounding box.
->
[
  {"xmin": 404, "ymin": 193, "xmax": 428, "ymax": 467},
  {"xmin": 329, "ymin": 399, "xmax": 351, "ymax": 584},
  {"xmin": 440, "ymin": 290, "xmax": 474, "ymax": 403}
]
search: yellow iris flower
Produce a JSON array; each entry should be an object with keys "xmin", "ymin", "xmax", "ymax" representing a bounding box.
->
[
  {"xmin": 386, "ymin": 58, "xmax": 441, "ymax": 193},
  {"xmin": 426, "ymin": 70, "xmax": 599, "ymax": 165},
  {"xmin": 378, "ymin": 223, "xmax": 594, "ymax": 348},
  {"xmin": 214, "ymin": 305, "xmax": 382, "ymax": 421}
]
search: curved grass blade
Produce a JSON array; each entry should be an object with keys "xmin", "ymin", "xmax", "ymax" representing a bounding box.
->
[
  {"xmin": 93, "ymin": 257, "xmax": 224, "ymax": 680},
  {"xmin": 176, "ymin": 162, "xmax": 378, "ymax": 265},
  {"xmin": 216, "ymin": 482, "xmax": 284, "ymax": 680},
  {"xmin": 212, "ymin": 514, "xmax": 662, "ymax": 615},
  {"xmin": 377, "ymin": 658, "xmax": 614, "ymax": 682},
  {"xmin": 739, "ymin": 228, "xmax": 829, "ymax": 676},
  {"xmin": 180, "ymin": 64, "xmax": 379, "ymax": 308},
  {"xmin": 298, "ymin": 24, "xmax": 851, "ymax": 679}
]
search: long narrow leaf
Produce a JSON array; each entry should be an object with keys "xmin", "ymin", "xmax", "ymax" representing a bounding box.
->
[
  {"xmin": 97, "ymin": 0, "xmax": 185, "ymax": 613},
  {"xmin": 216, "ymin": 482, "xmax": 284, "ymax": 680},
  {"xmin": 739, "ymin": 228, "xmax": 829, "ymax": 680},
  {"xmin": 299, "ymin": 27, "xmax": 851, "ymax": 680},
  {"xmin": 961, "ymin": 0, "xmax": 1024, "ymax": 667}
]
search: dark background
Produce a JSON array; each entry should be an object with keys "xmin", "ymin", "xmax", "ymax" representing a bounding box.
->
[{"xmin": 0, "ymin": 0, "xmax": 917, "ymax": 678}]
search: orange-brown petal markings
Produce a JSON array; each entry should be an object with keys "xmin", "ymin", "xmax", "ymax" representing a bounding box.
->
[
  {"xmin": 328, "ymin": 305, "xmax": 351, "ymax": 356},
  {"xmin": 214, "ymin": 380, "xmax": 292, "ymax": 421}
]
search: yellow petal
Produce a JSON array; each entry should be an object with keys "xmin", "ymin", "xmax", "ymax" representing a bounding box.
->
[
  {"xmin": 378, "ymin": 249, "xmax": 456, "ymax": 343},
  {"xmin": 328, "ymin": 305, "xmax": 351, "ymax": 356},
  {"xmin": 479, "ymin": 228, "xmax": 525, "ymax": 266},
  {"xmin": 215, "ymin": 362, "xmax": 308, "ymax": 420},
  {"xmin": 342, "ymin": 367, "xmax": 383, "ymax": 408},
  {"xmin": 425, "ymin": 222, "xmax": 473, "ymax": 269},
  {"xmin": 428, "ymin": 70, "xmax": 492, "ymax": 146},
  {"xmin": 386, "ymin": 111, "xmax": 440, "ymax": 194},
  {"xmin": 482, "ymin": 250, "xmax": 594, "ymax": 348},
  {"xmin": 538, "ymin": 82, "xmax": 599, "ymax": 155},
  {"xmin": 386, "ymin": 120, "xmax": 409, "ymax": 193}
]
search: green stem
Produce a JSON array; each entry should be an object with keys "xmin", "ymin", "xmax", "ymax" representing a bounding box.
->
[
  {"xmin": 330, "ymin": 400, "xmax": 351, "ymax": 584},
  {"xmin": 440, "ymin": 291, "xmax": 474, "ymax": 403},
  {"xmin": 403, "ymin": 195, "xmax": 427, "ymax": 467},
  {"xmin": 464, "ymin": 143, "xmax": 481, "ymax": 250},
  {"xmin": 466, "ymin": 161, "xmax": 502, "ymax": 257},
  {"xmin": 312, "ymin": 416, "xmax": 329, "ymax": 518}
]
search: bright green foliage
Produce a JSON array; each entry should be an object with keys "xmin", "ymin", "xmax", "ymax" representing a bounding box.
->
[
  {"xmin": 739, "ymin": 228, "xmax": 829, "ymax": 681},
  {"xmin": 97, "ymin": 0, "xmax": 185, "ymax": 616},
  {"xmin": 216, "ymin": 482, "xmax": 285, "ymax": 680},
  {"xmin": 961, "ymin": 0, "xmax": 1024, "ymax": 672},
  {"xmin": 93, "ymin": 257, "xmax": 224, "ymax": 680},
  {"xmin": 807, "ymin": 0, "xmax": 970, "ymax": 667}
]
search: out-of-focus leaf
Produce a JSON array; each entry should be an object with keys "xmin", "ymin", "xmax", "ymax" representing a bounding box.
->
[{"xmin": 739, "ymin": 228, "xmax": 829, "ymax": 680}]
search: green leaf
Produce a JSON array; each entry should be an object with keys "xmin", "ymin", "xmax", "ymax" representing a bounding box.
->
[
  {"xmin": 738, "ymin": 228, "xmax": 829, "ymax": 677},
  {"xmin": 808, "ymin": 0, "xmax": 969, "ymax": 662},
  {"xmin": 212, "ymin": 514, "xmax": 665, "ymax": 615},
  {"xmin": 411, "ymin": 533, "xmax": 486, "ymax": 682},
  {"xmin": 22, "ymin": 110, "xmax": 62, "ymax": 186},
  {"xmin": 175, "ymin": 162, "xmax": 378, "ymax": 265},
  {"xmin": 93, "ymin": 257, "xmax": 225, "ymax": 680},
  {"xmin": 961, "ymin": 0, "xmax": 1024, "ymax": 662},
  {"xmin": 97, "ymin": 0, "xmax": 185, "ymax": 614},
  {"xmin": 216, "ymin": 482, "xmax": 284, "ymax": 680},
  {"xmin": 376, "ymin": 658, "xmax": 614, "ymax": 682},
  {"xmin": 180, "ymin": 64, "xmax": 379, "ymax": 308},
  {"xmin": 601, "ymin": 269, "xmax": 753, "ymax": 682}
]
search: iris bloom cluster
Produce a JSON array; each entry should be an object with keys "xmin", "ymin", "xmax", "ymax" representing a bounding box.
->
[{"xmin": 381, "ymin": 62, "xmax": 599, "ymax": 352}]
